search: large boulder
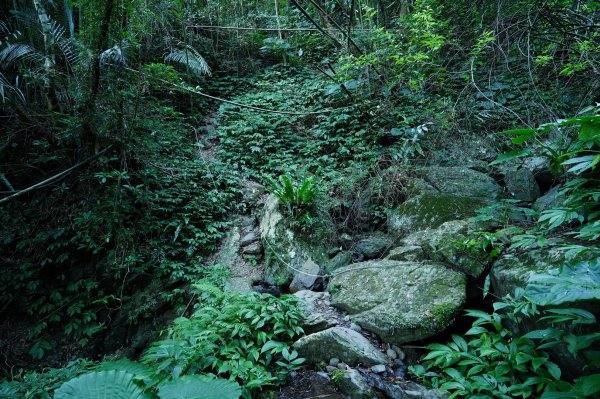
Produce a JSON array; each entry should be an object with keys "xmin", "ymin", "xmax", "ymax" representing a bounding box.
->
[
  {"xmin": 327, "ymin": 251, "xmax": 353, "ymax": 274},
  {"xmin": 293, "ymin": 327, "xmax": 387, "ymax": 366},
  {"xmin": 533, "ymin": 185, "xmax": 565, "ymax": 213},
  {"xmin": 421, "ymin": 220, "xmax": 488, "ymax": 278},
  {"xmin": 329, "ymin": 260, "xmax": 466, "ymax": 345},
  {"xmin": 491, "ymin": 248, "xmax": 600, "ymax": 298},
  {"xmin": 289, "ymin": 259, "xmax": 324, "ymax": 293},
  {"xmin": 385, "ymin": 245, "xmax": 425, "ymax": 262},
  {"xmin": 414, "ymin": 166, "xmax": 501, "ymax": 199},
  {"xmin": 259, "ymin": 195, "xmax": 329, "ymax": 286},
  {"xmin": 354, "ymin": 235, "xmax": 394, "ymax": 259},
  {"xmin": 504, "ymin": 167, "xmax": 541, "ymax": 202},
  {"xmin": 388, "ymin": 193, "xmax": 489, "ymax": 238}
]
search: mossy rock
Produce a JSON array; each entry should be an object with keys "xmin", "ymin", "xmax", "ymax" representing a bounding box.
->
[
  {"xmin": 329, "ymin": 260, "xmax": 466, "ymax": 345},
  {"xmin": 260, "ymin": 195, "xmax": 330, "ymax": 286},
  {"xmin": 415, "ymin": 166, "xmax": 501, "ymax": 198},
  {"xmin": 388, "ymin": 193, "xmax": 490, "ymax": 238},
  {"xmin": 421, "ymin": 220, "xmax": 488, "ymax": 278},
  {"xmin": 491, "ymin": 247, "xmax": 600, "ymax": 298}
]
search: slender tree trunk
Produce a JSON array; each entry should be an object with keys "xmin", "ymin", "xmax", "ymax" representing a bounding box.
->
[
  {"xmin": 274, "ymin": 0, "xmax": 287, "ymax": 64},
  {"xmin": 82, "ymin": 0, "xmax": 114, "ymax": 154},
  {"xmin": 32, "ymin": 0, "xmax": 57, "ymax": 111}
]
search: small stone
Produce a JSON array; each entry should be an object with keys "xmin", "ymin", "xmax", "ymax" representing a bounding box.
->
[
  {"xmin": 393, "ymin": 367, "xmax": 406, "ymax": 379},
  {"xmin": 386, "ymin": 349, "xmax": 397, "ymax": 359},
  {"xmin": 337, "ymin": 362, "xmax": 348, "ymax": 370},
  {"xmin": 333, "ymin": 368, "xmax": 371, "ymax": 399},
  {"xmin": 316, "ymin": 371, "xmax": 330, "ymax": 380},
  {"xmin": 344, "ymin": 315, "xmax": 351, "ymax": 322},
  {"xmin": 393, "ymin": 359, "xmax": 405, "ymax": 368},
  {"xmin": 350, "ymin": 323, "xmax": 362, "ymax": 332},
  {"xmin": 371, "ymin": 364, "xmax": 386, "ymax": 374},
  {"xmin": 240, "ymin": 231, "xmax": 259, "ymax": 246},
  {"xmin": 325, "ymin": 366, "xmax": 337, "ymax": 373},
  {"xmin": 392, "ymin": 346, "xmax": 405, "ymax": 361},
  {"xmin": 329, "ymin": 358, "xmax": 340, "ymax": 367},
  {"xmin": 289, "ymin": 259, "xmax": 323, "ymax": 293},
  {"xmin": 241, "ymin": 241, "xmax": 262, "ymax": 255}
]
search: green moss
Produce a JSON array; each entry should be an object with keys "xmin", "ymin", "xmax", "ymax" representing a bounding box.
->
[
  {"xmin": 430, "ymin": 303, "xmax": 458, "ymax": 329},
  {"xmin": 390, "ymin": 193, "xmax": 490, "ymax": 237}
]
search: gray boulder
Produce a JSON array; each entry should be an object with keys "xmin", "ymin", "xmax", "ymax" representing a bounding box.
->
[
  {"xmin": 332, "ymin": 369, "xmax": 371, "ymax": 399},
  {"xmin": 327, "ymin": 251, "xmax": 353, "ymax": 273},
  {"xmin": 505, "ymin": 167, "xmax": 541, "ymax": 202},
  {"xmin": 388, "ymin": 193, "xmax": 489, "ymax": 238},
  {"xmin": 293, "ymin": 327, "xmax": 387, "ymax": 366},
  {"xmin": 329, "ymin": 260, "xmax": 466, "ymax": 345},
  {"xmin": 385, "ymin": 245, "xmax": 426, "ymax": 262},
  {"xmin": 422, "ymin": 220, "xmax": 487, "ymax": 278},
  {"xmin": 354, "ymin": 236, "xmax": 394, "ymax": 259},
  {"xmin": 491, "ymin": 248, "xmax": 600, "ymax": 298},
  {"xmin": 533, "ymin": 185, "xmax": 565, "ymax": 212},
  {"xmin": 523, "ymin": 156, "xmax": 556, "ymax": 183},
  {"xmin": 294, "ymin": 290, "xmax": 337, "ymax": 334},
  {"xmin": 415, "ymin": 166, "xmax": 501, "ymax": 198},
  {"xmin": 289, "ymin": 259, "xmax": 323, "ymax": 293}
]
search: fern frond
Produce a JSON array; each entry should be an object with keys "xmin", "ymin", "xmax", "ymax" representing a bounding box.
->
[
  {"xmin": 0, "ymin": 43, "xmax": 39, "ymax": 68},
  {"xmin": 164, "ymin": 46, "xmax": 211, "ymax": 76}
]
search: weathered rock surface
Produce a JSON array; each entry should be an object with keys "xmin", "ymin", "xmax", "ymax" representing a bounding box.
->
[
  {"xmin": 329, "ymin": 260, "xmax": 466, "ymax": 345},
  {"xmin": 289, "ymin": 259, "xmax": 323, "ymax": 293},
  {"xmin": 491, "ymin": 248, "xmax": 600, "ymax": 298},
  {"xmin": 385, "ymin": 245, "xmax": 425, "ymax": 262},
  {"xmin": 533, "ymin": 185, "xmax": 565, "ymax": 212},
  {"xmin": 260, "ymin": 195, "xmax": 329, "ymax": 286},
  {"xmin": 327, "ymin": 251, "xmax": 353, "ymax": 273},
  {"xmin": 354, "ymin": 236, "xmax": 394, "ymax": 259},
  {"xmin": 294, "ymin": 290, "xmax": 337, "ymax": 334},
  {"xmin": 415, "ymin": 166, "xmax": 502, "ymax": 198},
  {"xmin": 422, "ymin": 220, "xmax": 487, "ymax": 278},
  {"xmin": 388, "ymin": 193, "xmax": 489, "ymax": 238},
  {"xmin": 505, "ymin": 167, "xmax": 541, "ymax": 202},
  {"xmin": 332, "ymin": 369, "xmax": 371, "ymax": 399},
  {"xmin": 215, "ymin": 218, "xmax": 263, "ymax": 293},
  {"xmin": 294, "ymin": 327, "xmax": 387, "ymax": 366}
]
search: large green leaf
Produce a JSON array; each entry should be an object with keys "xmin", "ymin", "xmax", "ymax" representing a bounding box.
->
[
  {"xmin": 96, "ymin": 359, "xmax": 162, "ymax": 386},
  {"xmin": 54, "ymin": 370, "xmax": 153, "ymax": 399},
  {"xmin": 157, "ymin": 375, "xmax": 241, "ymax": 399},
  {"xmin": 525, "ymin": 259, "xmax": 600, "ymax": 306}
]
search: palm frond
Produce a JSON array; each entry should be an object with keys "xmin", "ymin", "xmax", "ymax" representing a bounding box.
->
[
  {"xmin": 0, "ymin": 72, "xmax": 26, "ymax": 104},
  {"xmin": 0, "ymin": 43, "xmax": 40, "ymax": 68},
  {"xmin": 50, "ymin": 19, "xmax": 80, "ymax": 66},
  {"xmin": 164, "ymin": 45, "xmax": 211, "ymax": 76},
  {"xmin": 0, "ymin": 21, "xmax": 9, "ymax": 36}
]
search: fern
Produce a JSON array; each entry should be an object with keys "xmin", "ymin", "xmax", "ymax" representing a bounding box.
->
[
  {"xmin": 54, "ymin": 370, "xmax": 152, "ymax": 399},
  {"xmin": 164, "ymin": 45, "xmax": 211, "ymax": 76}
]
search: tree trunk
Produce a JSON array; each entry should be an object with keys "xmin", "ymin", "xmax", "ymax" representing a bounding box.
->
[
  {"xmin": 82, "ymin": 0, "xmax": 114, "ymax": 154},
  {"xmin": 32, "ymin": 0, "xmax": 57, "ymax": 111}
]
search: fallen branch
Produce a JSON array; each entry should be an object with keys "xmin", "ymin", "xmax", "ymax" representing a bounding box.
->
[{"xmin": 0, "ymin": 146, "xmax": 112, "ymax": 205}]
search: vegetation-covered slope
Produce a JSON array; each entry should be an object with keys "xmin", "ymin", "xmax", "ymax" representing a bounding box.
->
[{"xmin": 1, "ymin": 0, "xmax": 599, "ymax": 398}]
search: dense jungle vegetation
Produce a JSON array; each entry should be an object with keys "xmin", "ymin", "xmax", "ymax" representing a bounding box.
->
[{"xmin": 0, "ymin": 0, "xmax": 599, "ymax": 398}]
